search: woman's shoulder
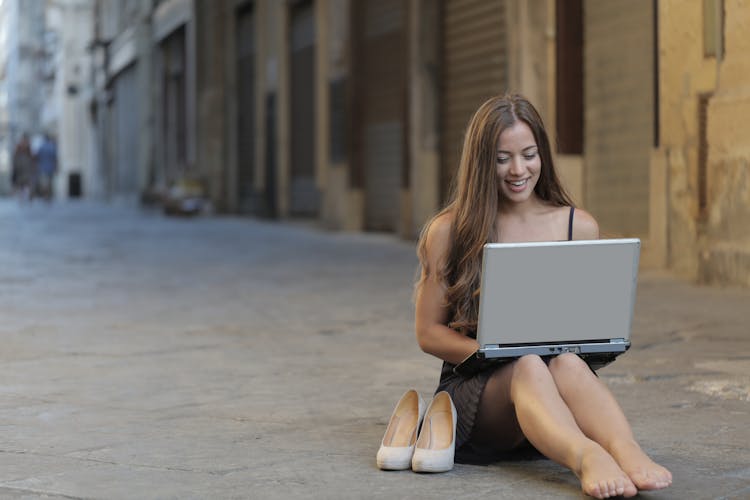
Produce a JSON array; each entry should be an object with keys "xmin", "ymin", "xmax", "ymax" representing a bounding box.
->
[
  {"xmin": 425, "ymin": 212, "xmax": 453, "ymax": 246},
  {"xmin": 571, "ymin": 207, "xmax": 599, "ymax": 239},
  {"xmin": 430, "ymin": 211, "xmax": 453, "ymax": 235},
  {"xmin": 421, "ymin": 211, "xmax": 454, "ymax": 261}
]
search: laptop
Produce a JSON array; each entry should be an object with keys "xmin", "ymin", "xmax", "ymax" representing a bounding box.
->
[{"xmin": 454, "ymin": 238, "xmax": 640, "ymax": 376}]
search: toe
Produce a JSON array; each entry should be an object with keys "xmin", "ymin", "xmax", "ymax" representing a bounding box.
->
[
  {"xmin": 615, "ymin": 479, "xmax": 625, "ymax": 496},
  {"xmin": 607, "ymin": 479, "xmax": 618, "ymax": 498},
  {"xmin": 585, "ymin": 481, "xmax": 602, "ymax": 499},
  {"xmin": 623, "ymin": 482, "xmax": 638, "ymax": 497}
]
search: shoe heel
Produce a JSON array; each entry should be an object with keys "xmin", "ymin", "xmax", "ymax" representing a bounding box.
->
[
  {"xmin": 411, "ymin": 391, "xmax": 456, "ymax": 473},
  {"xmin": 376, "ymin": 390, "xmax": 426, "ymax": 470}
]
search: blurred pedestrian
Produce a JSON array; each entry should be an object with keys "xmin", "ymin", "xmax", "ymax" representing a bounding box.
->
[
  {"xmin": 12, "ymin": 133, "xmax": 36, "ymax": 201},
  {"xmin": 35, "ymin": 133, "xmax": 58, "ymax": 200}
]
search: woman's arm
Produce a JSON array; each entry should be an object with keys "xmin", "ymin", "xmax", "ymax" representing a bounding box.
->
[{"xmin": 414, "ymin": 214, "xmax": 480, "ymax": 365}]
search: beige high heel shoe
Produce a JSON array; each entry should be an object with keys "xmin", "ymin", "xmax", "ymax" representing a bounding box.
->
[
  {"xmin": 411, "ymin": 391, "xmax": 456, "ymax": 473},
  {"xmin": 376, "ymin": 390, "xmax": 426, "ymax": 470}
]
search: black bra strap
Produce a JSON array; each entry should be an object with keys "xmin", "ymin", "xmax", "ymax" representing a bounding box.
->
[{"xmin": 568, "ymin": 207, "xmax": 575, "ymax": 241}]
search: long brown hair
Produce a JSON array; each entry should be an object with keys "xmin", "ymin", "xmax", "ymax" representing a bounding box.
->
[{"xmin": 416, "ymin": 94, "xmax": 574, "ymax": 335}]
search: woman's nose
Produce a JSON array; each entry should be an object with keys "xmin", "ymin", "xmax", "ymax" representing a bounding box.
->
[{"xmin": 508, "ymin": 157, "xmax": 525, "ymax": 175}]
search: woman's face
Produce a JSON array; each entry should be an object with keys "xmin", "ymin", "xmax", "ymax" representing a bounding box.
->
[{"xmin": 496, "ymin": 121, "xmax": 541, "ymax": 204}]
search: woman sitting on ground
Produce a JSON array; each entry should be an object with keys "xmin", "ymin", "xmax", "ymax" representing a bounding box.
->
[{"xmin": 414, "ymin": 93, "xmax": 672, "ymax": 498}]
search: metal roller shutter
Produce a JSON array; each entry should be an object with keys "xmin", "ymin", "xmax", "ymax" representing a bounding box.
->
[
  {"xmin": 161, "ymin": 27, "xmax": 187, "ymax": 187},
  {"xmin": 290, "ymin": 1, "xmax": 319, "ymax": 216},
  {"xmin": 584, "ymin": 0, "xmax": 653, "ymax": 236},
  {"xmin": 236, "ymin": 5, "xmax": 256, "ymax": 213},
  {"xmin": 114, "ymin": 65, "xmax": 138, "ymax": 194},
  {"xmin": 441, "ymin": 0, "xmax": 508, "ymax": 201},
  {"xmin": 360, "ymin": 0, "xmax": 406, "ymax": 232}
]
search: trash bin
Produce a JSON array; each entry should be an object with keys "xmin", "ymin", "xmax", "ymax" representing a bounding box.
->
[{"xmin": 68, "ymin": 172, "xmax": 82, "ymax": 198}]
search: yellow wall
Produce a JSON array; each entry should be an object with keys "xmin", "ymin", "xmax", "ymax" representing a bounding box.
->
[
  {"xmin": 700, "ymin": 0, "xmax": 750, "ymax": 285},
  {"xmin": 659, "ymin": 0, "xmax": 750, "ymax": 286},
  {"xmin": 659, "ymin": 0, "xmax": 717, "ymax": 279}
]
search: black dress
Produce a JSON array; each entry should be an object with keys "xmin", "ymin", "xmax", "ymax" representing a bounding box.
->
[{"xmin": 435, "ymin": 207, "xmax": 576, "ymax": 463}]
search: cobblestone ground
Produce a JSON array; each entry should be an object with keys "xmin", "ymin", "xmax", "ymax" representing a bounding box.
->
[{"xmin": 0, "ymin": 199, "xmax": 748, "ymax": 499}]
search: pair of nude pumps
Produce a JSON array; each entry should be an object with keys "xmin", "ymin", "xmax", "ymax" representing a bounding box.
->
[{"xmin": 376, "ymin": 390, "xmax": 457, "ymax": 472}]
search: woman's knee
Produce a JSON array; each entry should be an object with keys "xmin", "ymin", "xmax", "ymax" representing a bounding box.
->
[
  {"xmin": 510, "ymin": 354, "xmax": 549, "ymax": 385},
  {"xmin": 548, "ymin": 352, "xmax": 591, "ymax": 378},
  {"xmin": 514, "ymin": 354, "xmax": 546, "ymax": 370}
]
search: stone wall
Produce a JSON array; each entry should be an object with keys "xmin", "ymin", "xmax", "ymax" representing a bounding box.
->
[
  {"xmin": 659, "ymin": 0, "xmax": 750, "ymax": 286},
  {"xmin": 701, "ymin": 0, "xmax": 750, "ymax": 286},
  {"xmin": 659, "ymin": 0, "xmax": 716, "ymax": 280}
]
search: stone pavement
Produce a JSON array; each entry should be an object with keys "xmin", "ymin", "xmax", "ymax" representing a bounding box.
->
[{"xmin": 0, "ymin": 199, "xmax": 747, "ymax": 499}]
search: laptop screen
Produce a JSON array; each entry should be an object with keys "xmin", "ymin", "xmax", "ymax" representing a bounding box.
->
[{"xmin": 476, "ymin": 239, "xmax": 640, "ymax": 346}]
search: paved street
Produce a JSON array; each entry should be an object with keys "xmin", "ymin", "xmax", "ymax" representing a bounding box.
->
[{"xmin": 0, "ymin": 199, "xmax": 748, "ymax": 499}]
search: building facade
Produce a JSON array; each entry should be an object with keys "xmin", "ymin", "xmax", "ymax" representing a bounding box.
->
[
  {"xmin": 86, "ymin": 0, "xmax": 749, "ymax": 287},
  {"xmin": 0, "ymin": 0, "xmax": 97, "ymax": 198},
  {"xmin": 46, "ymin": 0, "xmax": 97, "ymax": 199}
]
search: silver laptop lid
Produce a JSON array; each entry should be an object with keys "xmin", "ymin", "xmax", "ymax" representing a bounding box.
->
[{"xmin": 476, "ymin": 239, "xmax": 640, "ymax": 346}]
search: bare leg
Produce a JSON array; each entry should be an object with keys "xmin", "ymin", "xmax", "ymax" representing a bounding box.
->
[
  {"xmin": 471, "ymin": 362, "xmax": 527, "ymax": 452},
  {"xmin": 510, "ymin": 355, "xmax": 637, "ymax": 498},
  {"xmin": 548, "ymin": 353, "xmax": 672, "ymax": 491},
  {"xmin": 473, "ymin": 355, "xmax": 636, "ymax": 498}
]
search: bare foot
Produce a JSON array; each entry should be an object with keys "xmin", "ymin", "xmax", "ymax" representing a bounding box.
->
[
  {"xmin": 610, "ymin": 439, "xmax": 673, "ymax": 491},
  {"xmin": 576, "ymin": 444, "xmax": 638, "ymax": 498}
]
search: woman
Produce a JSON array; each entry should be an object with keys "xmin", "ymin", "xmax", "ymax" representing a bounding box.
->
[{"xmin": 414, "ymin": 94, "xmax": 672, "ymax": 498}]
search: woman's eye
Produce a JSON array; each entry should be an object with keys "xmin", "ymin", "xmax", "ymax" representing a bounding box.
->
[
  {"xmin": 523, "ymin": 153, "xmax": 537, "ymax": 160},
  {"xmin": 497, "ymin": 157, "xmax": 510, "ymax": 164}
]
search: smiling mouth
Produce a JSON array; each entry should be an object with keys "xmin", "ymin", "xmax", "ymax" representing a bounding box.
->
[{"xmin": 505, "ymin": 179, "xmax": 530, "ymax": 191}]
